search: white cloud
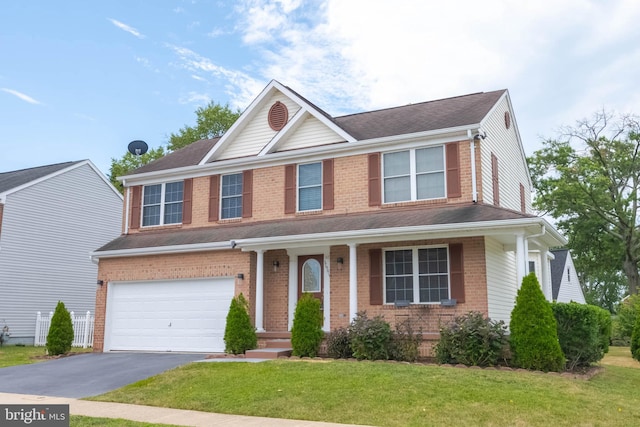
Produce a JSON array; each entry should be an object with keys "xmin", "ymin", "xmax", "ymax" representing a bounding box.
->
[
  {"xmin": 1, "ymin": 88, "xmax": 43, "ymax": 105},
  {"xmin": 191, "ymin": 74, "xmax": 207, "ymax": 82},
  {"xmin": 179, "ymin": 91, "xmax": 211, "ymax": 105},
  {"xmin": 108, "ymin": 18, "xmax": 146, "ymax": 39}
]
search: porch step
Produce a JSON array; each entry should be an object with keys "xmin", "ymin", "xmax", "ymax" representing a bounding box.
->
[
  {"xmin": 245, "ymin": 348, "xmax": 292, "ymax": 359},
  {"xmin": 264, "ymin": 339, "xmax": 291, "ymax": 349}
]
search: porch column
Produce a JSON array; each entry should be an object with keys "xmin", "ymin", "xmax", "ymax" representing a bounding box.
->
[
  {"xmin": 349, "ymin": 243, "xmax": 358, "ymax": 322},
  {"xmin": 255, "ymin": 249, "xmax": 265, "ymax": 332},
  {"xmin": 516, "ymin": 233, "xmax": 526, "ymax": 287},
  {"xmin": 287, "ymin": 254, "xmax": 298, "ymax": 330},
  {"xmin": 541, "ymin": 248, "xmax": 551, "ymax": 300}
]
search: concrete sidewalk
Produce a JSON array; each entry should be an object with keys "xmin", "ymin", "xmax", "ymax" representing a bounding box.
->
[{"xmin": 0, "ymin": 392, "xmax": 374, "ymax": 427}]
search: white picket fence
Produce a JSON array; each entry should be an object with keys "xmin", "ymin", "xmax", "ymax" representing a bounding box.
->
[{"xmin": 34, "ymin": 311, "xmax": 94, "ymax": 348}]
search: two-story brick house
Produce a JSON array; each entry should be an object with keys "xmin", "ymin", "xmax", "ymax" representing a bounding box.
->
[{"xmin": 91, "ymin": 80, "xmax": 565, "ymax": 355}]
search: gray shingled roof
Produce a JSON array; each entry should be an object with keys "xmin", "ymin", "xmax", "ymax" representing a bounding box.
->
[
  {"xmin": 96, "ymin": 203, "xmax": 533, "ymax": 253},
  {"xmin": 550, "ymin": 248, "xmax": 569, "ymax": 300},
  {"xmin": 0, "ymin": 161, "xmax": 82, "ymax": 194},
  {"xmin": 125, "ymin": 89, "xmax": 506, "ymax": 176}
]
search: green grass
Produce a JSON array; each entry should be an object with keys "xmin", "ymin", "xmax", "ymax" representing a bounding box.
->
[
  {"xmin": 90, "ymin": 352, "xmax": 640, "ymax": 427},
  {"xmin": 0, "ymin": 345, "xmax": 93, "ymax": 368},
  {"xmin": 71, "ymin": 415, "xmax": 178, "ymax": 426}
]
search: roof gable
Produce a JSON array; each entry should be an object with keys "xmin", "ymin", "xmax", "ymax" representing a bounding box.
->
[
  {"xmin": 550, "ymin": 249, "xmax": 569, "ymax": 300},
  {"xmin": 200, "ymin": 80, "xmax": 355, "ymax": 164},
  {"xmin": 0, "ymin": 161, "xmax": 84, "ymax": 196}
]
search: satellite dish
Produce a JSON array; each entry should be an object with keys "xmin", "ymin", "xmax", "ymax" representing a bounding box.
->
[{"xmin": 128, "ymin": 140, "xmax": 148, "ymax": 156}]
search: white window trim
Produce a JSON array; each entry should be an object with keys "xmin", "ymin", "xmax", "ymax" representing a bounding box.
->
[
  {"xmin": 382, "ymin": 245, "xmax": 451, "ymax": 305},
  {"xmin": 382, "ymin": 145, "xmax": 446, "ymax": 204},
  {"xmin": 219, "ymin": 172, "xmax": 243, "ymax": 220},
  {"xmin": 297, "ymin": 161, "xmax": 323, "ymax": 212},
  {"xmin": 141, "ymin": 181, "xmax": 183, "ymax": 227}
]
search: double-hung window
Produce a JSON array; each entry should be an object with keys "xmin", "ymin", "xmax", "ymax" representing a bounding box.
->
[
  {"xmin": 384, "ymin": 247, "xmax": 449, "ymax": 304},
  {"xmin": 142, "ymin": 181, "xmax": 183, "ymax": 226},
  {"xmin": 221, "ymin": 173, "xmax": 243, "ymax": 219},
  {"xmin": 298, "ymin": 162, "xmax": 322, "ymax": 211},
  {"xmin": 383, "ymin": 146, "xmax": 445, "ymax": 203}
]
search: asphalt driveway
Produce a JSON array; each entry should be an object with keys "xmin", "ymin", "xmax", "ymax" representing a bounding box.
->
[{"xmin": 0, "ymin": 352, "xmax": 205, "ymax": 398}]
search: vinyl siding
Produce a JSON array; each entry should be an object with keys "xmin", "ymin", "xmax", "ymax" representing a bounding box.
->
[
  {"xmin": 0, "ymin": 163, "xmax": 122, "ymax": 340},
  {"xmin": 479, "ymin": 96, "xmax": 533, "ymax": 212},
  {"xmin": 217, "ymin": 92, "xmax": 301, "ymax": 160},
  {"xmin": 485, "ymin": 237, "xmax": 517, "ymax": 325},
  {"xmin": 556, "ymin": 256, "xmax": 586, "ymax": 303},
  {"xmin": 278, "ymin": 115, "xmax": 345, "ymax": 151}
]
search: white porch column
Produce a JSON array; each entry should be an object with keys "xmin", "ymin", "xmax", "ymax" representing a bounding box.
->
[
  {"xmin": 255, "ymin": 249, "xmax": 265, "ymax": 332},
  {"xmin": 516, "ymin": 233, "xmax": 526, "ymax": 287},
  {"xmin": 541, "ymin": 248, "xmax": 551, "ymax": 300},
  {"xmin": 287, "ymin": 254, "xmax": 298, "ymax": 330},
  {"xmin": 349, "ymin": 243, "xmax": 358, "ymax": 322}
]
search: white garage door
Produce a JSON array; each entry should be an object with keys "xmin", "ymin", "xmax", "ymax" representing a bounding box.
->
[{"xmin": 104, "ymin": 278, "xmax": 234, "ymax": 352}]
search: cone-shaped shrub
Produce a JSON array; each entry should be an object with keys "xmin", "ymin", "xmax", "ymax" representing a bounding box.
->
[
  {"xmin": 46, "ymin": 301, "xmax": 74, "ymax": 356},
  {"xmin": 509, "ymin": 273, "xmax": 565, "ymax": 372},
  {"xmin": 291, "ymin": 294, "xmax": 324, "ymax": 357},
  {"xmin": 223, "ymin": 293, "xmax": 257, "ymax": 354},
  {"xmin": 631, "ymin": 310, "xmax": 640, "ymax": 361}
]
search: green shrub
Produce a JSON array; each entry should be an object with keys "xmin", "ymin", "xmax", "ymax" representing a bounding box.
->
[
  {"xmin": 291, "ymin": 294, "xmax": 324, "ymax": 357},
  {"xmin": 632, "ymin": 312, "xmax": 640, "ymax": 361},
  {"xmin": 223, "ymin": 293, "xmax": 257, "ymax": 355},
  {"xmin": 614, "ymin": 295, "xmax": 640, "ymax": 345},
  {"xmin": 46, "ymin": 301, "xmax": 74, "ymax": 356},
  {"xmin": 434, "ymin": 311, "xmax": 508, "ymax": 367},
  {"xmin": 593, "ymin": 305, "xmax": 612, "ymax": 354},
  {"xmin": 391, "ymin": 319, "xmax": 423, "ymax": 362},
  {"xmin": 552, "ymin": 302, "xmax": 606, "ymax": 369},
  {"xmin": 509, "ymin": 273, "xmax": 565, "ymax": 372},
  {"xmin": 326, "ymin": 327, "xmax": 352, "ymax": 359},
  {"xmin": 348, "ymin": 311, "xmax": 392, "ymax": 360}
]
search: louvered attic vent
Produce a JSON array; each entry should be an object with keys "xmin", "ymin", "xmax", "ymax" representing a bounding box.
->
[{"xmin": 268, "ymin": 101, "xmax": 288, "ymax": 131}]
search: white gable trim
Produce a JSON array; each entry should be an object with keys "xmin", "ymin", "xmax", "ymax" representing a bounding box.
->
[
  {"xmin": 0, "ymin": 160, "xmax": 123, "ymax": 203},
  {"xmin": 258, "ymin": 109, "xmax": 310, "ymax": 156},
  {"xmin": 199, "ymin": 80, "xmax": 355, "ymax": 164}
]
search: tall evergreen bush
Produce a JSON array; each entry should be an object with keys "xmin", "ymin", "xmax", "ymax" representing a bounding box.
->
[
  {"xmin": 291, "ymin": 294, "xmax": 324, "ymax": 357},
  {"xmin": 46, "ymin": 301, "xmax": 74, "ymax": 356},
  {"xmin": 223, "ymin": 293, "xmax": 257, "ymax": 354},
  {"xmin": 509, "ymin": 273, "xmax": 565, "ymax": 372}
]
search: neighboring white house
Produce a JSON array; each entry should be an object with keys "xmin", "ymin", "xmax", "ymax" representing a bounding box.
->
[
  {"xmin": 0, "ymin": 160, "xmax": 123, "ymax": 344},
  {"xmin": 550, "ymin": 248, "xmax": 586, "ymax": 303}
]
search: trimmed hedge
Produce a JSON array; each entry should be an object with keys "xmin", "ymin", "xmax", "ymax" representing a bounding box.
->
[
  {"xmin": 46, "ymin": 301, "xmax": 74, "ymax": 356},
  {"xmin": 348, "ymin": 311, "xmax": 392, "ymax": 360},
  {"xmin": 326, "ymin": 327, "xmax": 352, "ymax": 359},
  {"xmin": 435, "ymin": 311, "xmax": 508, "ymax": 367},
  {"xmin": 291, "ymin": 294, "xmax": 324, "ymax": 357},
  {"xmin": 224, "ymin": 293, "xmax": 257, "ymax": 354},
  {"xmin": 552, "ymin": 302, "xmax": 611, "ymax": 369},
  {"xmin": 509, "ymin": 273, "xmax": 565, "ymax": 372}
]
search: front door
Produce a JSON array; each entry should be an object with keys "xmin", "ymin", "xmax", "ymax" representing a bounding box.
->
[{"xmin": 298, "ymin": 255, "xmax": 324, "ymax": 306}]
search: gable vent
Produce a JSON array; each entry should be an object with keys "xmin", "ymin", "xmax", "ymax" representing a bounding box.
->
[
  {"xmin": 504, "ymin": 111, "xmax": 511, "ymax": 129},
  {"xmin": 268, "ymin": 101, "xmax": 288, "ymax": 131}
]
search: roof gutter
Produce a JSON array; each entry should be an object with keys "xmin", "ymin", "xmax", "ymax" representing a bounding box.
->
[
  {"xmin": 118, "ymin": 124, "xmax": 480, "ymax": 186},
  {"xmin": 90, "ymin": 241, "xmax": 232, "ymax": 263}
]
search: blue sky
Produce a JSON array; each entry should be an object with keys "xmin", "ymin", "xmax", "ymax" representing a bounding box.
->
[{"xmin": 1, "ymin": 0, "xmax": 639, "ymax": 178}]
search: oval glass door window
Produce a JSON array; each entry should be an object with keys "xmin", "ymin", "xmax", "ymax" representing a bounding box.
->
[{"xmin": 302, "ymin": 259, "xmax": 321, "ymax": 293}]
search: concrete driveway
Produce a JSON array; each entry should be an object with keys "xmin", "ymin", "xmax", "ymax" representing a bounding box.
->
[{"xmin": 0, "ymin": 352, "xmax": 205, "ymax": 398}]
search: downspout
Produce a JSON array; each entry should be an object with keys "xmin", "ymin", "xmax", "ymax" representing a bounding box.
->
[{"xmin": 467, "ymin": 130, "xmax": 478, "ymax": 203}]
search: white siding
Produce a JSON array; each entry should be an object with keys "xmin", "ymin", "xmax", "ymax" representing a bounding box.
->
[
  {"xmin": 0, "ymin": 163, "xmax": 122, "ymax": 340},
  {"xmin": 556, "ymin": 256, "xmax": 586, "ymax": 303},
  {"xmin": 480, "ymin": 96, "xmax": 532, "ymax": 212},
  {"xmin": 485, "ymin": 237, "xmax": 517, "ymax": 325},
  {"xmin": 278, "ymin": 115, "xmax": 345, "ymax": 151},
  {"xmin": 217, "ymin": 92, "xmax": 301, "ymax": 160}
]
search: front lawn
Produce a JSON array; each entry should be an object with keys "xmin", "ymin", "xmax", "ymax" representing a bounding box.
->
[
  {"xmin": 90, "ymin": 352, "xmax": 640, "ymax": 427},
  {"xmin": 0, "ymin": 345, "xmax": 93, "ymax": 368},
  {"xmin": 71, "ymin": 416, "xmax": 177, "ymax": 427}
]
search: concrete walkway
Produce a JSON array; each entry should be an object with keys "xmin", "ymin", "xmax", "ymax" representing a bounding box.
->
[{"xmin": 0, "ymin": 392, "xmax": 374, "ymax": 427}]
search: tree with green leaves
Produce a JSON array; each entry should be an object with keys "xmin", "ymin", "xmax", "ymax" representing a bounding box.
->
[
  {"xmin": 46, "ymin": 301, "xmax": 74, "ymax": 356},
  {"xmin": 108, "ymin": 101, "xmax": 241, "ymax": 193},
  {"xmin": 528, "ymin": 111, "xmax": 640, "ymax": 298}
]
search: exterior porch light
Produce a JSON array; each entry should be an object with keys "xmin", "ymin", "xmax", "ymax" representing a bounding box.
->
[
  {"xmin": 272, "ymin": 260, "xmax": 280, "ymax": 272},
  {"xmin": 337, "ymin": 257, "xmax": 344, "ymax": 264},
  {"xmin": 96, "ymin": 280, "xmax": 104, "ymax": 286},
  {"xmin": 237, "ymin": 273, "xmax": 244, "ymax": 280}
]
